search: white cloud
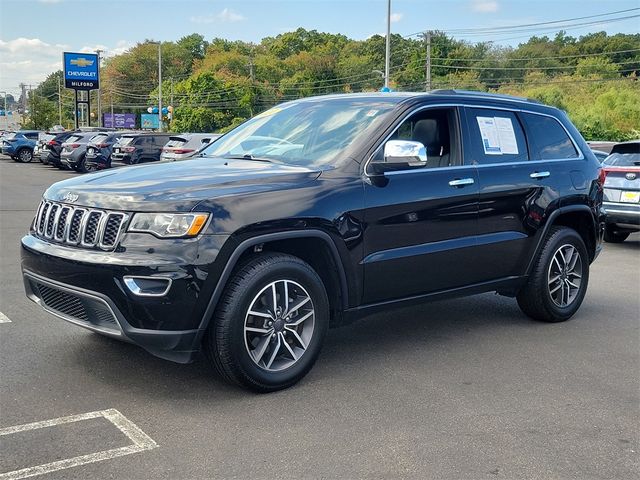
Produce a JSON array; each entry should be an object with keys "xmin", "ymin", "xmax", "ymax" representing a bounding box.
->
[
  {"xmin": 0, "ymin": 38, "xmax": 131, "ymax": 97},
  {"xmin": 471, "ymin": 0, "xmax": 499, "ymax": 13},
  {"xmin": 390, "ymin": 12, "xmax": 403, "ymax": 23},
  {"xmin": 38, "ymin": 0, "xmax": 63, "ymax": 3},
  {"xmin": 190, "ymin": 7, "xmax": 246, "ymax": 24}
]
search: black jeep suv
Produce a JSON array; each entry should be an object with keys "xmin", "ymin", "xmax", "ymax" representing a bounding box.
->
[{"xmin": 21, "ymin": 91, "xmax": 604, "ymax": 392}]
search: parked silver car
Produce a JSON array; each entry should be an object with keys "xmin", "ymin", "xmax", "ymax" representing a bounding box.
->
[
  {"xmin": 601, "ymin": 140, "xmax": 640, "ymax": 242},
  {"xmin": 59, "ymin": 131, "xmax": 108, "ymax": 172},
  {"xmin": 160, "ymin": 133, "xmax": 220, "ymax": 161}
]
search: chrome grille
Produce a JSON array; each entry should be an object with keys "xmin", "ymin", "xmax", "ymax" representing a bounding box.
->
[{"xmin": 34, "ymin": 200, "xmax": 128, "ymax": 251}]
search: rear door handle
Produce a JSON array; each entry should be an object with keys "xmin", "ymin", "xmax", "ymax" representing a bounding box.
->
[
  {"xmin": 530, "ymin": 171, "xmax": 550, "ymax": 179},
  {"xmin": 449, "ymin": 178, "xmax": 475, "ymax": 187}
]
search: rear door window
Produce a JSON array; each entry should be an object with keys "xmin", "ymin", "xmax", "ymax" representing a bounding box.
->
[
  {"xmin": 520, "ymin": 113, "xmax": 579, "ymax": 160},
  {"xmin": 465, "ymin": 108, "xmax": 529, "ymax": 164}
]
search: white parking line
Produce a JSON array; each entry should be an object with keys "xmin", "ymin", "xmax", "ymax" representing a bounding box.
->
[
  {"xmin": 0, "ymin": 409, "xmax": 158, "ymax": 480},
  {"xmin": 0, "ymin": 312, "xmax": 11, "ymax": 323}
]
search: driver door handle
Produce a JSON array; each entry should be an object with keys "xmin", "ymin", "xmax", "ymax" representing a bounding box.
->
[
  {"xmin": 530, "ymin": 171, "xmax": 550, "ymax": 179},
  {"xmin": 449, "ymin": 178, "xmax": 475, "ymax": 187}
]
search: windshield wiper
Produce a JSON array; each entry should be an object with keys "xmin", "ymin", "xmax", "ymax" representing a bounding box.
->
[{"xmin": 222, "ymin": 154, "xmax": 285, "ymax": 164}]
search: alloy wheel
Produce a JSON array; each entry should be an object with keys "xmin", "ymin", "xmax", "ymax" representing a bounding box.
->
[
  {"xmin": 547, "ymin": 243, "xmax": 583, "ymax": 307},
  {"xmin": 244, "ymin": 279, "xmax": 315, "ymax": 372}
]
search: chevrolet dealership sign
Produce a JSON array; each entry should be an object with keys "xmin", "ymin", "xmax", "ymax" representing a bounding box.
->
[{"xmin": 63, "ymin": 52, "xmax": 99, "ymax": 89}]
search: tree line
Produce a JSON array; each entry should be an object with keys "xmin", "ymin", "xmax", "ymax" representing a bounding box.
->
[{"xmin": 24, "ymin": 29, "xmax": 640, "ymax": 141}]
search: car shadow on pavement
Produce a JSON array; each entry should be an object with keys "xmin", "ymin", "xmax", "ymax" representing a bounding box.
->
[{"xmin": 63, "ymin": 292, "xmax": 538, "ymax": 399}]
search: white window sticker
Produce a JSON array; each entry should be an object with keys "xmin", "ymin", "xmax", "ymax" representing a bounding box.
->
[{"xmin": 476, "ymin": 116, "xmax": 519, "ymax": 155}]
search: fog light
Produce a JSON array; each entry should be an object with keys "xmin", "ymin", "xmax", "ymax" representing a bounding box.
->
[{"xmin": 123, "ymin": 276, "xmax": 172, "ymax": 297}]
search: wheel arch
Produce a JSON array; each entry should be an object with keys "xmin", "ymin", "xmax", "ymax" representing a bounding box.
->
[
  {"xmin": 197, "ymin": 230, "xmax": 349, "ymax": 335},
  {"xmin": 526, "ymin": 205, "xmax": 598, "ymax": 275}
]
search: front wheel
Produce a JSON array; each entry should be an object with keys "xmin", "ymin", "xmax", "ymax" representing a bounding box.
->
[
  {"xmin": 205, "ymin": 253, "xmax": 329, "ymax": 392},
  {"xmin": 517, "ymin": 226, "xmax": 589, "ymax": 322}
]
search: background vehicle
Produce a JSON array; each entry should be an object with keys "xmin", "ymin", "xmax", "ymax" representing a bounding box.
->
[
  {"xmin": 591, "ymin": 149, "xmax": 610, "ymax": 163},
  {"xmin": 1, "ymin": 130, "xmax": 39, "ymax": 162},
  {"xmin": 110, "ymin": 133, "xmax": 172, "ymax": 165},
  {"xmin": 160, "ymin": 133, "xmax": 220, "ymax": 161},
  {"xmin": 59, "ymin": 132, "xmax": 101, "ymax": 172},
  {"xmin": 601, "ymin": 140, "xmax": 640, "ymax": 242},
  {"xmin": 42, "ymin": 131, "xmax": 80, "ymax": 167},
  {"xmin": 84, "ymin": 131, "xmax": 128, "ymax": 171},
  {"xmin": 34, "ymin": 132, "xmax": 56, "ymax": 162},
  {"xmin": 21, "ymin": 91, "xmax": 603, "ymax": 392}
]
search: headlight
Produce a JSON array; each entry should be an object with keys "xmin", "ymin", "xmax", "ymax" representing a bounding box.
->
[{"xmin": 128, "ymin": 213, "xmax": 209, "ymax": 238}]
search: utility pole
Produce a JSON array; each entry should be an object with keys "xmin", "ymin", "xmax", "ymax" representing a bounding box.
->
[
  {"xmin": 170, "ymin": 78, "xmax": 174, "ymax": 112},
  {"xmin": 57, "ymin": 76, "xmax": 62, "ymax": 125},
  {"xmin": 424, "ymin": 31, "xmax": 432, "ymax": 91},
  {"xmin": 247, "ymin": 55, "xmax": 255, "ymax": 116},
  {"xmin": 384, "ymin": 0, "xmax": 391, "ymax": 89},
  {"xmin": 157, "ymin": 42, "xmax": 162, "ymax": 132},
  {"xmin": 110, "ymin": 90, "xmax": 114, "ymax": 125},
  {"xmin": 95, "ymin": 49, "xmax": 103, "ymax": 127}
]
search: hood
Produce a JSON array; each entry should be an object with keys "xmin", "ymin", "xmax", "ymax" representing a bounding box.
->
[{"xmin": 44, "ymin": 157, "xmax": 322, "ymax": 211}]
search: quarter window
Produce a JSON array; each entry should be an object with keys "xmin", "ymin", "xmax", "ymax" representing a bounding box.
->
[
  {"xmin": 466, "ymin": 108, "xmax": 529, "ymax": 164},
  {"xmin": 521, "ymin": 113, "xmax": 578, "ymax": 160}
]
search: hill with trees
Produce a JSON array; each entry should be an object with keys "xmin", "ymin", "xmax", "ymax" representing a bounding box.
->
[{"xmin": 24, "ymin": 29, "xmax": 639, "ymax": 140}]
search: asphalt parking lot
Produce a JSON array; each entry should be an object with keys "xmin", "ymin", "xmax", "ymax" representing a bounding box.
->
[{"xmin": 0, "ymin": 155, "xmax": 638, "ymax": 479}]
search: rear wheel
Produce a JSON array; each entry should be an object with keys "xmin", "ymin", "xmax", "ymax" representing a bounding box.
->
[
  {"xmin": 17, "ymin": 148, "xmax": 33, "ymax": 163},
  {"xmin": 205, "ymin": 253, "xmax": 329, "ymax": 392},
  {"xmin": 74, "ymin": 154, "xmax": 88, "ymax": 173},
  {"xmin": 604, "ymin": 224, "xmax": 630, "ymax": 243},
  {"xmin": 517, "ymin": 226, "xmax": 589, "ymax": 323}
]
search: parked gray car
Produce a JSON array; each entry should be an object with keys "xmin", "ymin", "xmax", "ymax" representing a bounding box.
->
[
  {"xmin": 160, "ymin": 133, "xmax": 220, "ymax": 161},
  {"xmin": 59, "ymin": 132, "xmax": 109, "ymax": 172},
  {"xmin": 84, "ymin": 131, "xmax": 129, "ymax": 171},
  {"xmin": 601, "ymin": 140, "xmax": 640, "ymax": 242}
]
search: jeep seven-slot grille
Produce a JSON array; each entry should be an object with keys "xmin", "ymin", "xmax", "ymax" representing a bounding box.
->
[{"xmin": 34, "ymin": 200, "xmax": 127, "ymax": 251}]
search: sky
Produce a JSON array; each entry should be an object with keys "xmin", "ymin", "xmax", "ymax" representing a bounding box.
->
[{"xmin": 0, "ymin": 0, "xmax": 639, "ymax": 98}]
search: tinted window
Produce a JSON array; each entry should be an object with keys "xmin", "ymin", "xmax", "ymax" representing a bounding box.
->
[
  {"xmin": 372, "ymin": 107, "xmax": 460, "ymax": 168},
  {"xmin": 603, "ymin": 153, "xmax": 640, "ymax": 167},
  {"xmin": 521, "ymin": 113, "xmax": 578, "ymax": 160},
  {"xmin": 25, "ymin": 132, "xmax": 39, "ymax": 139},
  {"xmin": 90, "ymin": 133, "xmax": 109, "ymax": 143},
  {"xmin": 466, "ymin": 108, "xmax": 529, "ymax": 164}
]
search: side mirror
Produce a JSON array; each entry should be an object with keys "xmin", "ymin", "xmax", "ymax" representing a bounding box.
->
[{"xmin": 370, "ymin": 140, "xmax": 427, "ymax": 174}]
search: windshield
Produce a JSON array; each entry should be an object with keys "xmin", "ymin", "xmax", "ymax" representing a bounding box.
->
[
  {"xmin": 201, "ymin": 98, "xmax": 398, "ymax": 166},
  {"xmin": 603, "ymin": 152, "xmax": 640, "ymax": 167}
]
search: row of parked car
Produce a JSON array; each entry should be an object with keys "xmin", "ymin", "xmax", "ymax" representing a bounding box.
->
[{"xmin": 1, "ymin": 128, "xmax": 220, "ymax": 173}]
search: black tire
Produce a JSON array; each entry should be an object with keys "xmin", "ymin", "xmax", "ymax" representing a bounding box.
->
[
  {"xmin": 204, "ymin": 253, "xmax": 329, "ymax": 392},
  {"xmin": 517, "ymin": 226, "xmax": 589, "ymax": 323},
  {"xmin": 74, "ymin": 154, "xmax": 88, "ymax": 173},
  {"xmin": 604, "ymin": 224, "xmax": 630, "ymax": 243},
  {"xmin": 17, "ymin": 148, "xmax": 33, "ymax": 163}
]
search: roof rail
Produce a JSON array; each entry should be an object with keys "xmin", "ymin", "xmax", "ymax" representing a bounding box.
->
[{"xmin": 430, "ymin": 89, "xmax": 541, "ymax": 104}]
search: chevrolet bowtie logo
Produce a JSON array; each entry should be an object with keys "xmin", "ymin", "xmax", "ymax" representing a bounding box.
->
[{"xmin": 70, "ymin": 57, "xmax": 94, "ymax": 68}]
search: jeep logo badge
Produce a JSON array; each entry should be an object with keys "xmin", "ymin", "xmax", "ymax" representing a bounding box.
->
[
  {"xmin": 625, "ymin": 172, "xmax": 637, "ymax": 181},
  {"xmin": 63, "ymin": 192, "xmax": 79, "ymax": 203}
]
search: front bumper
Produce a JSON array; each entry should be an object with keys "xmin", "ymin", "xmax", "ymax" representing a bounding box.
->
[
  {"xmin": 603, "ymin": 202, "xmax": 640, "ymax": 229},
  {"xmin": 21, "ymin": 232, "xmax": 229, "ymax": 363}
]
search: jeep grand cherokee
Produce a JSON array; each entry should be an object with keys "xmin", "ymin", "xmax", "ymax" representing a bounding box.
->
[{"xmin": 21, "ymin": 91, "xmax": 604, "ymax": 392}]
